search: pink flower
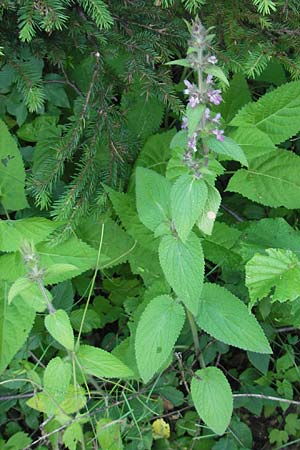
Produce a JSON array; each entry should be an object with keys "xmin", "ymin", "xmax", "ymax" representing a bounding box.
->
[
  {"xmin": 212, "ymin": 129, "xmax": 224, "ymax": 141},
  {"xmin": 212, "ymin": 112, "xmax": 221, "ymax": 124},
  {"xmin": 206, "ymin": 74, "xmax": 213, "ymax": 84},
  {"xmin": 204, "ymin": 108, "xmax": 211, "ymax": 119},
  {"xmin": 188, "ymin": 95, "xmax": 200, "ymax": 108},
  {"xmin": 207, "ymin": 89, "xmax": 222, "ymax": 105},
  {"xmin": 183, "ymin": 79, "xmax": 194, "ymax": 95},
  {"xmin": 181, "ymin": 116, "xmax": 188, "ymax": 129},
  {"xmin": 188, "ymin": 132, "xmax": 198, "ymax": 152},
  {"xmin": 208, "ymin": 55, "xmax": 218, "ymax": 64}
]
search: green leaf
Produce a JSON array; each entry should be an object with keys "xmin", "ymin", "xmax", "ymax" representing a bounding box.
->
[
  {"xmin": 17, "ymin": 115, "xmax": 59, "ymax": 142},
  {"xmin": 159, "ymin": 232, "xmax": 204, "ymax": 315},
  {"xmin": 43, "ymin": 357, "xmax": 72, "ymax": 415},
  {"xmin": 0, "ymin": 282, "xmax": 36, "ymax": 374},
  {"xmin": 63, "ymin": 422, "xmax": 84, "ymax": 450},
  {"xmin": 170, "ymin": 130, "xmax": 187, "ymax": 150},
  {"xmin": 171, "ymin": 174, "xmax": 208, "ymax": 242},
  {"xmin": 97, "ymin": 418, "xmax": 123, "ymax": 450},
  {"xmin": 191, "ymin": 367, "xmax": 233, "ymax": 435},
  {"xmin": 197, "ymin": 184, "xmax": 221, "ymax": 235},
  {"xmin": 27, "ymin": 384, "xmax": 86, "ymax": 415},
  {"xmin": 229, "ymin": 127, "xmax": 276, "ymax": 160},
  {"xmin": 206, "ymin": 136, "xmax": 248, "ymax": 167},
  {"xmin": 0, "ymin": 217, "xmax": 58, "ymax": 252},
  {"xmin": 135, "ymin": 295, "xmax": 185, "ymax": 382},
  {"xmin": 204, "ymin": 65, "xmax": 229, "ymax": 85},
  {"xmin": 3, "ymin": 432, "xmax": 31, "ymax": 450},
  {"xmin": 8, "ymin": 277, "xmax": 50, "ymax": 312},
  {"xmin": 219, "ymin": 73, "xmax": 251, "ymax": 123},
  {"xmin": 196, "ymin": 284, "xmax": 271, "ymax": 353},
  {"xmin": 165, "ymin": 58, "xmax": 191, "ymax": 67},
  {"xmin": 186, "ymin": 104, "xmax": 205, "ymax": 137},
  {"xmin": 136, "ymin": 167, "xmax": 171, "ymax": 232},
  {"xmin": 0, "ymin": 119, "xmax": 28, "ymax": 211},
  {"xmin": 45, "ymin": 309, "xmax": 74, "ymax": 351},
  {"xmin": 230, "ymin": 81, "xmax": 300, "ymax": 144},
  {"xmin": 246, "ymin": 249, "xmax": 300, "ymax": 307},
  {"xmin": 247, "ymin": 351, "xmax": 270, "ymax": 375},
  {"xmin": 76, "ymin": 345, "xmax": 134, "ymax": 379},
  {"xmin": 227, "ymin": 150, "xmax": 300, "ymax": 208}
]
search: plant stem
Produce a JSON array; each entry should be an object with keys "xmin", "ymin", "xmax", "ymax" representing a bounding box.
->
[{"xmin": 186, "ymin": 309, "xmax": 206, "ymax": 368}]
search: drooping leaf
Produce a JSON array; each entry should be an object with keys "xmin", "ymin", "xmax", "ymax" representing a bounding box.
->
[
  {"xmin": 97, "ymin": 418, "xmax": 123, "ymax": 450},
  {"xmin": 191, "ymin": 367, "xmax": 233, "ymax": 435},
  {"xmin": 171, "ymin": 174, "xmax": 208, "ymax": 242},
  {"xmin": 0, "ymin": 282, "xmax": 36, "ymax": 375},
  {"xmin": 76, "ymin": 345, "xmax": 134, "ymax": 379},
  {"xmin": 135, "ymin": 295, "xmax": 185, "ymax": 382},
  {"xmin": 230, "ymin": 81, "xmax": 300, "ymax": 144},
  {"xmin": 196, "ymin": 283, "xmax": 272, "ymax": 353},
  {"xmin": 0, "ymin": 217, "xmax": 58, "ymax": 252},
  {"xmin": 229, "ymin": 127, "xmax": 276, "ymax": 160},
  {"xmin": 159, "ymin": 232, "xmax": 204, "ymax": 315},
  {"xmin": 206, "ymin": 136, "xmax": 248, "ymax": 167},
  {"xmin": 45, "ymin": 309, "xmax": 74, "ymax": 351},
  {"xmin": 136, "ymin": 167, "xmax": 171, "ymax": 232},
  {"xmin": 0, "ymin": 119, "xmax": 28, "ymax": 211},
  {"xmin": 227, "ymin": 150, "xmax": 300, "ymax": 208},
  {"xmin": 246, "ymin": 249, "xmax": 300, "ymax": 308},
  {"xmin": 197, "ymin": 184, "xmax": 221, "ymax": 235},
  {"xmin": 43, "ymin": 357, "xmax": 72, "ymax": 415}
]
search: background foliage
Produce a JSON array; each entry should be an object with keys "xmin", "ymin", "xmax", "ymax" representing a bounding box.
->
[{"xmin": 1, "ymin": 1, "xmax": 300, "ymax": 449}]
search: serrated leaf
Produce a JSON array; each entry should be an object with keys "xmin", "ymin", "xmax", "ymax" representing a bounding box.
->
[
  {"xmin": 197, "ymin": 184, "xmax": 221, "ymax": 235},
  {"xmin": 0, "ymin": 217, "xmax": 58, "ymax": 252},
  {"xmin": 206, "ymin": 136, "xmax": 248, "ymax": 167},
  {"xmin": 230, "ymin": 81, "xmax": 300, "ymax": 144},
  {"xmin": 191, "ymin": 367, "xmax": 233, "ymax": 435},
  {"xmin": 229, "ymin": 127, "xmax": 276, "ymax": 160},
  {"xmin": 76, "ymin": 345, "xmax": 134, "ymax": 379},
  {"xmin": 186, "ymin": 104, "xmax": 205, "ymax": 137},
  {"xmin": 45, "ymin": 309, "xmax": 74, "ymax": 351},
  {"xmin": 227, "ymin": 149, "xmax": 300, "ymax": 208},
  {"xmin": 171, "ymin": 174, "xmax": 208, "ymax": 242},
  {"xmin": 43, "ymin": 357, "xmax": 72, "ymax": 415},
  {"xmin": 0, "ymin": 119, "xmax": 28, "ymax": 211},
  {"xmin": 8, "ymin": 277, "xmax": 50, "ymax": 312},
  {"xmin": 0, "ymin": 282, "xmax": 36, "ymax": 374},
  {"xmin": 159, "ymin": 232, "xmax": 204, "ymax": 315},
  {"xmin": 246, "ymin": 249, "xmax": 300, "ymax": 308},
  {"xmin": 196, "ymin": 283, "xmax": 271, "ymax": 353},
  {"xmin": 63, "ymin": 422, "xmax": 84, "ymax": 450},
  {"xmin": 135, "ymin": 295, "xmax": 185, "ymax": 382},
  {"xmin": 204, "ymin": 65, "xmax": 229, "ymax": 85},
  {"xmin": 136, "ymin": 167, "xmax": 171, "ymax": 232},
  {"xmin": 97, "ymin": 418, "xmax": 123, "ymax": 450}
]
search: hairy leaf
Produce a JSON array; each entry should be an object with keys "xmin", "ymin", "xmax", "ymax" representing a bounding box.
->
[
  {"xmin": 191, "ymin": 367, "xmax": 233, "ymax": 435},
  {"xmin": 135, "ymin": 295, "xmax": 185, "ymax": 382},
  {"xmin": 45, "ymin": 309, "xmax": 74, "ymax": 351}
]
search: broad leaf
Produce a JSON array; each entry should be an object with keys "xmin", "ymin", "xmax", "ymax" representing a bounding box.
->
[
  {"xmin": 0, "ymin": 282, "xmax": 36, "ymax": 374},
  {"xmin": 97, "ymin": 418, "xmax": 123, "ymax": 450},
  {"xmin": 136, "ymin": 167, "xmax": 171, "ymax": 232},
  {"xmin": 227, "ymin": 149, "xmax": 300, "ymax": 208},
  {"xmin": 191, "ymin": 367, "xmax": 233, "ymax": 435},
  {"xmin": 159, "ymin": 232, "xmax": 204, "ymax": 315},
  {"xmin": 0, "ymin": 217, "xmax": 58, "ymax": 252},
  {"xmin": 63, "ymin": 422, "xmax": 84, "ymax": 450},
  {"xmin": 206, "ymin": 136, "xmax": 248, "ymax": 167},
  {"xmin": 8, "ymin": 277, "xmax": 50, "ymax": 312},
  {"xmin": 76, "ymin": 345, "xmax": 134, "ymax": 379},
  {"xmin": 45, "ymin": 309, "xmax": 74, "ymax": 351},
  {"xmin": 0, "ymin": 119, "xmax": 28, "ymax": 211},
  {"xmin": 196, "ymin": 283, "xmax": 271, "ymax": 353},
  {"xmin": 197, "ymin": 184, "xmax": 221, "ymax": 235},
  {"xmin": 230, "ymin": 81, "xmax": 300, "ymax": 144},
  {"xmin": 135, "ymin": 295, "xmax": 185, "ymax": 382},
  {"xmin": 219, "ymin": 73, "xmax": 251, "ymax": 123},
  {"xmin": 27, "ymin": 384, "xmax": 86, "ymax": 414},
  {"xmin": 204, "ymin": 65, "xmax": 229, "ymax": 85},
  {"xmin": 43, "ymin": 357, "xmax": 72, "ymax": 415},
  {"xmin": 186, "ymin": 104, "xmax": 205, "ymax": 137},
  {"xmin": 246, "ymin": 249, "xmax": 300, "ymax": 307},
  {"xmin": 229, "ymin": 127, "xmax": 276, "ymax": 160},
  {"xmin": 171, "ymin": 174, "xmax": 208, "ymax": 242}
]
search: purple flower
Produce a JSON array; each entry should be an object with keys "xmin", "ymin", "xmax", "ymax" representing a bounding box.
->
[
  {"xmin": 204, "ymin": 108, "xmax": 211, "ymax": 119},
  {"xmin": 212, "ymin": 129, "xmax": 224, "ymax": 141},
  {"xmin": 207, "ymin": 89, "xmax": 222, "ymax": 105},
  {"xmin": 183, "ymin": 79, "xmax": 194, "ymax": 95},
  {"xmin": 212, "ymin": 112, "xmax": 221, "ymax": 124},
  {"xmin": 206, "ymin": 74, "xmax": 213, "ymax": 85},
  {"xmin": 208, "ymin": 55, "xmax": 218, "ymax": 65},
  {"xmin": 188, "ymin": 132, "xmax": 198, "ymax": 152},
  {"xmin": 181, "ymin": 116, "xmax": 188, "ymax": 129},
  {"xmin": 188, "ymin": 95, "xmax": 200, "ymax": 108}
]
